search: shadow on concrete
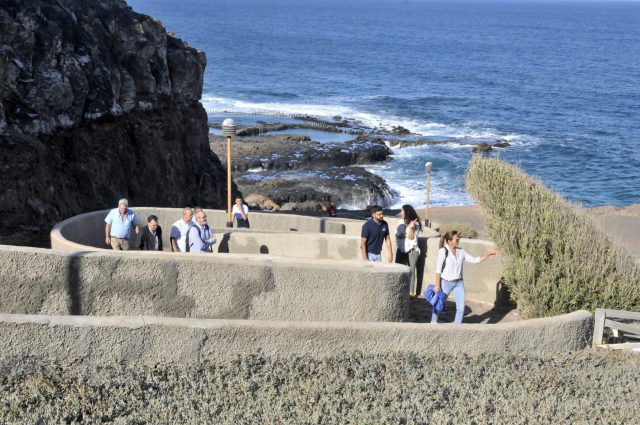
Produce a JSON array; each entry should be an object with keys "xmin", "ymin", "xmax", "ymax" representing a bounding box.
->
[
  {"xmin": 407, "ymin": 279, "xmax": 517, "ymax": 324},
  {"xmin": 65, "ymin": 252, "xmax": 92, "ymax": 315},
  {"xmin": 217, "ymin": 233, "xmax": 231, "ymax": 253},
  {"xmin": 464, "ymin": 279, "xmax": 517, "ymax": 324}
]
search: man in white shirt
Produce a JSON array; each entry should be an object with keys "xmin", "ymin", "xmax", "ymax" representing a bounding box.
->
[
  {"xmin": 170, "ymin": 207, "xmax": 193, "ymax": 252},
  {"xmin": 232, "ymin": 196, "xmax": 250, "ymax": 228}
]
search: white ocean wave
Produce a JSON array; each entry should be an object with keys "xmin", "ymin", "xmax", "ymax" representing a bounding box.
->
[{"xmin": 202, "ymin": 94, "xmax": 537, "ymax": 146}]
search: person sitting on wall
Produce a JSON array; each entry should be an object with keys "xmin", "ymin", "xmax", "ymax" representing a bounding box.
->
[
  {"xmin": 326, "ymin": 203, "xmax": 337, "ymax": 217},
  {"xmin": 186, "ymin": 210, "xmax": 217, "ymax": 253},
  {"xmin": 170, "ymin": 207, "xmax": 193, "ymax": 252},
  {"xmin": 361, "ymin": 205, "xmax": 393, "ymax": 262},
  {"xmin": 232, "ymin": 195, "xmax": 250, "ymax": 228},
  {"xmin": 104, "ymin": 198, "xmax": 140, "ymax": 250},
  {"xmin": 139, "ymin": 214, "xmax": 163, "ymax": 251}
]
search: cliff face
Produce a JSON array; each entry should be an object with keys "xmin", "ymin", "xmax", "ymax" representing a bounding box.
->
[{"xmin": 0, "ymin": 0, "xmax": 226, "ymax": 245}]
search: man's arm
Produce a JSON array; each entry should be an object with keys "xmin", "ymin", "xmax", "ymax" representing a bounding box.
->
[
  {"xmin": 361, "ymin": 237, "xmax": 369, "ymax": 260},
  {"xmin": 385, "ymin": 235, "xmax": 393, "ymax": 263},
  {"xmin": 105, "ymin": 223, "xmax": 111, "ymax": 245},
  {"xmin": 240, "ymin": 205, "xmax": 248, "ymax": 220},
  {"xmin": 170, "ymin": 225, "xmax": 180, "ymax": 252},
  {"xmin": 132, "ymin": 215, "xmax": 140, "ymax": 235}
]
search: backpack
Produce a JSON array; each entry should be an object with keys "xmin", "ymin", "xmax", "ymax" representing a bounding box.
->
[{"xmin": 185, "ymin": 223, "xmax": 205, "ymax": 253}]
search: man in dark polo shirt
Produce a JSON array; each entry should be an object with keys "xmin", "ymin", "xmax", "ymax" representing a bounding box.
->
[{"xmin": 361, "ymin": 205, "xmax": 393, "ymax": 262}]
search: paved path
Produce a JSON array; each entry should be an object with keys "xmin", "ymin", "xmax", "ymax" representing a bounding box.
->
[{"xmin": 408, "ymin": 296, "xmax": 520, "ymax": 324}]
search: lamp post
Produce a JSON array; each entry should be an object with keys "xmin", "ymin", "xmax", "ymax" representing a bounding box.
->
[
  {"xmin": 425, "ymin": 161, "xmax": 432, "ymax": 227},
  {"xmin": 222, "ymin": 118, "xmax": 236, "ymax": 228}
]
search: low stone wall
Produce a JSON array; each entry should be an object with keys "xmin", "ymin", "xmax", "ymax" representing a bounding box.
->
[
  {"xmin": 53, "ymin": 209, "xmax": 363, "ymax": 260},
  {"xmin": 51, "ymin": 208, "xmax": 503, "ymax": 304},
  {"xmin": 0, "ymin": 245, "xmax": 409, "ymax": 323},
  {"xmin": 53, "ymin": 208, "xmax": 353, "ymax": 250},
  {"xmin": 0, "ymin": 311, "xmax": 593, "ymax": 364}
]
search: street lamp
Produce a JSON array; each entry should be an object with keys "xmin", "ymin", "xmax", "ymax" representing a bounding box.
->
[
  {"xmin": 425, "ymin": 161, "xmax": 432, "ymax": 227},
  {"xmin": 222, "ymin": 118, "xmax": 236, "ymax": 228}
]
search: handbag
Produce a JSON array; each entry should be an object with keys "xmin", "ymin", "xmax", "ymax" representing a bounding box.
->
[{"xmin": 423, "ymin": 284, "xmax": 448, "ymax": 315}]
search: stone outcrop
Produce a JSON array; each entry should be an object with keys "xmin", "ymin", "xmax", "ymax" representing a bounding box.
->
[
  {"xmin": 0, "ymin": 0, "xmax": 227, "ymax": 245},
  {"xmin": 209, "ymin": 134, "xmax": 396, "ymax": 209}
]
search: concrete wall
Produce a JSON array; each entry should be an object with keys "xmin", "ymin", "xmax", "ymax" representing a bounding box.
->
[
  {"xmin": 424, "ymin": 238, "xmax": 505, "ymax": 305},
  {"xmin": 0, "ymin": 311, "xmax": 593, "ymax": 364},
  {"xmin": 0, "ymin": 245, "xmax": 409, "ymax": 323},
  {"xmin": 53, "ymin": 209, "xmax": 362, "ymax": 260},
  {"xmin": 51, "ymin": 208, "xmax": 503, "ymax": 304},
  {"xmin": 54, "ymin": 208, "xmax": 353, "ymax": 250}
]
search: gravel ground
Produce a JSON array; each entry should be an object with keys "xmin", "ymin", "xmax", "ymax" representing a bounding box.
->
[{"xmin": 1, "ymin": 350, "xmax": 638, "ymax": 424}]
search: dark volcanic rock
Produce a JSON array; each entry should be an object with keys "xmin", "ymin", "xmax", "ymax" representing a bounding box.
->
[
  {"xmin": 0, "ymin": 0, "xmax": 227, "ymax": 245},
  {"xmin": 236, "ymin": 167, "xmax": 396, "ymax": 210},
  {"xmin": 210, "ymin": 135, "xmax": 391, "ymax": 173},
  {"xmin": 210, "ymin": 134, "xmax": 395, "ymax": 209},
  {"xmin": 472, "ymin": 143, "xmax": 493, "ymax": 154}
]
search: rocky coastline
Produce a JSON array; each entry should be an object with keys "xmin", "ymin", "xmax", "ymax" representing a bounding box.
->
[{"xmin": 209, "ymin": 118, "xmax": 511, "ymax": 211}]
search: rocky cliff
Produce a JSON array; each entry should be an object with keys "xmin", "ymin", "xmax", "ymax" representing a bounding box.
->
[{"xmin": 0, "ymin": 0, "xmax": 227, "ymax": 246}]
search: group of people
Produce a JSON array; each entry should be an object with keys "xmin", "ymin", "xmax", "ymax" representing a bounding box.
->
[
  {"xmin": 105, "ymin": 197, "xmax": 495, "ymax": 324},
  {"xmin": 360, "ymin": 204, "xmax": 497, "ymax": 324},
  {"xmin": 104, "ymin": 196, "xmax": 250, "ymax": 253}
]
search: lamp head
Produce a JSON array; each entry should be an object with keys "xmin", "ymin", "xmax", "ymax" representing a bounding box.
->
[
  {"xmin": 425, "ymin": 162, "xmax": 432, "ymax": 173},
  {"xmin": 222, "ymin": 118, "xmax": 236, "ymax": 137}
]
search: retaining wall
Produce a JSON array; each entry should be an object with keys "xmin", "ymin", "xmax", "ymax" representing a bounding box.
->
[
  {"xmin": 53, "ymin": 208, "xmax": 355, "ymax": 250},
  {"xmin": 0, "ymin": 311, "xmax": 593, "ymax": 364},
  {"xmin": 52, "ymin": 208, "xmax": 501, "ymax": 302},
  {"xmin": 0, "ymin": 245, "xmax": 409, "ymax": 323}
]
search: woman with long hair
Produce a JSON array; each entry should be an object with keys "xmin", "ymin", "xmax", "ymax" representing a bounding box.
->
[
  {"xmin": 432, "ymin": 230, "xmax": 497, "ymax": 324},
  {"xmin": 395, "ymin": 204, "xmax": 422, "ymax": 297}
]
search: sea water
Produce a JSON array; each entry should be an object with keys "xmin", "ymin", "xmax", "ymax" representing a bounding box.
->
[{"xmin": 128, "ymin": 0, "xmax": 640, "ymax": 208}]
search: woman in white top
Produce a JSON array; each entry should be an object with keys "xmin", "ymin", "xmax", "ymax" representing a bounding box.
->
[
  {"xmin": 432, "ymin": 230, "xmax": 497, "ymax": 324},
  {"xmin": 395, "ymin": 204, "xmax": 422, "ymax": 298}
]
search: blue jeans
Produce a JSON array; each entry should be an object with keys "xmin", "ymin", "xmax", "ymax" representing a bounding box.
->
[
  {"xmin": 431, "ymin": 279, "xmax": 465, "ymax": 324},
  {"xmin": 367, "ymin": 252, "xmax": 382, "ymax": 262}
]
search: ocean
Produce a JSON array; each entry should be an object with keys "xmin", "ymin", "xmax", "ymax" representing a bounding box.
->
[{"xmin": 127, "ymin": 0, "xmax": 640, "ymax": 208}]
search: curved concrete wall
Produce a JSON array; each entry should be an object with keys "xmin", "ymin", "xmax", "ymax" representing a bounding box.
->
[
  {"xmin": 51, "ymin": 208, "xmax": 503, "ymax": 304},
  {"xmin": 0, "ymin": 311, "xmax": 593, "ymax": 364},
  {"xmin": 0, "ymin": 245, "xmax": 409, "ymax": 323},
  {"xmin": 53, "ymin": 209, "xmax": 361, "ymax": 260}
]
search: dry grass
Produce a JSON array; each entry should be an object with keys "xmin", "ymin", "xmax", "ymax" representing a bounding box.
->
[{"xmin": 466, "ymin": 156, "xmax": 640, "ymax": 318}]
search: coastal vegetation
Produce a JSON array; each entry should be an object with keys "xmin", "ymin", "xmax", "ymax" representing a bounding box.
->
[
  {"xmin": 438, "ymin": 221, "xmax": 478, "ymax": 239},
  {"xmin": 466, "ymin": 156, "xmax": 640, "ymax": 318},
  {"xmin": 1, "ymin": 352, "xmax": 637, "ymax": 423}
]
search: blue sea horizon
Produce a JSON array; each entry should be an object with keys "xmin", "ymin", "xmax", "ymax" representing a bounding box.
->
[{"xmin": 128, "ymin": 0, "xmax": 640, "ymax": 209}]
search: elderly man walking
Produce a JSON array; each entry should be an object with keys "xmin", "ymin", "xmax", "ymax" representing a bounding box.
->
[
  {"xmin": 186, "ymin": 210, "xmax": 217, "ymax": 253},
  {"xmin": 170, "ymin": 207, "xmax": 194, "ymax": 252},
  {"xmin": 104, "ymin": 198, "xmax": 140, "ymax": 250}
]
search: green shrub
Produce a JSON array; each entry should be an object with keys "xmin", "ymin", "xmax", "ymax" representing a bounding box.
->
[
  {"xmin": 465, "ymin": 156, "xmax": 640, "ymax": 318},
  {"xmin": 438, "ymin": 221, "xmax": 478, "ymax": 239}
]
